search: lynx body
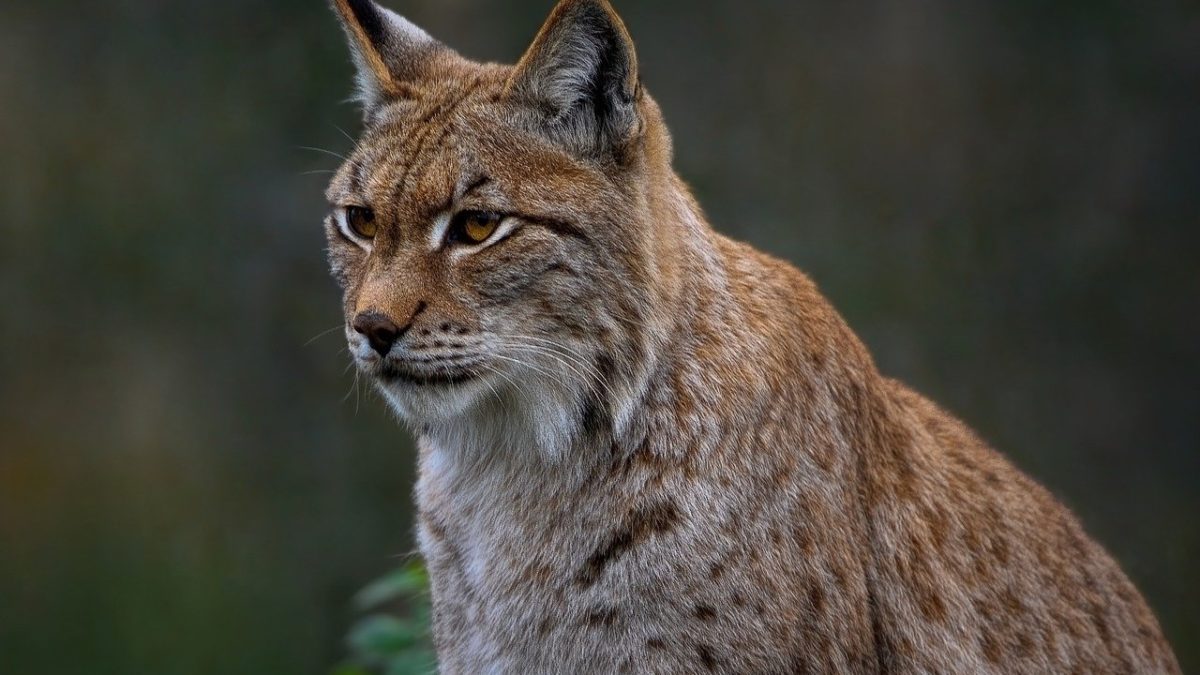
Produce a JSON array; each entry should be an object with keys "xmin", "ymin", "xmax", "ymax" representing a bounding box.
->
[{"xmin": 323, "ymin": 0, "xmax": 1180, "ymax": 672}]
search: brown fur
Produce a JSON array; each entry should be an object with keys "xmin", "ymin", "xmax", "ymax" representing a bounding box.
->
[{"xmin": 322, "ymin": 1, "xmax": 1180, "ymax": 672}]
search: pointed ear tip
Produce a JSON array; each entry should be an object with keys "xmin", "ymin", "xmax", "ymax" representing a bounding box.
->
[
  {"xmin": 329, "ymin": 0, "xmax": 367, "ymax": 17},
  {"xmin": 334, "ymin": 0, "xmax": 380, "ymax": 12},
  {"xmin": 329, "ymin": 0, "xmax": 375, "ymax": 31},
  {"xmin": 552, "ymin": 0, "xmax": 624, "ymax": 22},
  {"xmin": 549, "ymin": 0, "xmax": 635, "ymax": 50},
  {"xmin": 562, "ymin": 0, "xmax": 617, "ymax": 9}
]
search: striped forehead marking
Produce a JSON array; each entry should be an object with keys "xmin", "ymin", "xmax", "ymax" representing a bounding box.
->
[{"xmin": 390, "ymin": 78, "xmax": 488, "ymax": 200}]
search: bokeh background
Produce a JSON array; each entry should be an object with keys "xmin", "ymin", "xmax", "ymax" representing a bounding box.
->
[{"xmin": 2, "ymin": 0, "xmax": 1197, "ymax": 672}]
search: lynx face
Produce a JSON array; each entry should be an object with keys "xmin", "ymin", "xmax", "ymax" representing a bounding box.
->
[{"xmin": 324, "ymin": 0, "xmax": 660, "ymax": 441}]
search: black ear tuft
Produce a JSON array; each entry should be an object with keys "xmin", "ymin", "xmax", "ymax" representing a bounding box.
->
[
  {"xmin": 506, "ymin": 0, "xmax": 642, "ymax": 158},
  {"xmin": 330, "ymin": 0, "xmax": 449, "ymax": 112}
]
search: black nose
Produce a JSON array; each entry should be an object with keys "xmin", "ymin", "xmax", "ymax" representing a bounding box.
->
[{"xmin": 352, "ymin": 311, "xmax": 401, "ymax": 356}]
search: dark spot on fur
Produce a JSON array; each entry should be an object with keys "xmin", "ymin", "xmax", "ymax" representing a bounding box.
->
[
  {"xmin": 832, "ymin": 567, "xmax": 848, "ymax": 591},
  {"xmin": 809, "ymin": 350, "xmax": 825, "ymax": 368},
  {"xmin": 1091, "ymin": 610, "xmax": 1112, "ymax": 644},
  {"xmin": 709, "ymin": 561, "xmax": 725, "ymax": 580},
  {"xmin": 694, "ymin": 604, "xmax": 717, "ymax": 621},
  {"xmin": 868, "ymin": 589, "xmax": 897, "ymax": 672},
  {"xmin": 594, "ymin": 352, "xmax": 617, "ymax": 382},
  {"xmin": 919, "ymin": 586, "xmax": 948, "ymax": 623},
  {"xmin": 696, "ymin": 645, "xmax": 718, "ymax": 671},
  {"xmin": 647, "ymin": 637, "xmax": 665, "ymax": 650},
  {"xmin": 1000, "ymin": 588, "xmax": 1023, "ymax": 613},
  {"xmin": 808, "ymin": 585, "xmax": 826, "ymax": 615},
  {"xmin": 980, "ymin": 632, "xmax": 1002, "ymax": 663},
  {"xmin": 608, "ymin": 438, "xmax": 667, "ymax": 480},
  {"xmin": 925, "ymin": 505, "xmax": 950, "ymax": 552},
  {"xmin": 1016, "ymin": 631, "xmax": 1034, "ymax": 657},
  {"xmin": 420, "ymin": 512, "xmax": 449, "ymax": 541},
  {"xmin": 582, "ymin": 606, "xmax": 619, "ymax": 628},
  {"xmin": 580, "ymin": 394, "xmax": 608, "ymax": 440},
  {"xmin": 576, "ymin": 500, "xmax": 680, "ymax": 586},
  {"xmin": 770, "ymin": 464, "xmax": 792, "ymax": 489},
  {"xmin": 788, "ymin": 653, "xmax": 814, "ymax": 675},
  {"xmin": 520, "ymin": 562, "xmax": 553, "ymax": 585},
  {"xmin": 991, "ymin": 535, "xmax": 1011, "ymax": 565}
]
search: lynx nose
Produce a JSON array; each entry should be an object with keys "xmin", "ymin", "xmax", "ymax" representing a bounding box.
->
[{"xmin": 352, "ymin": 311, "xmax": 402, "ymax": 356}]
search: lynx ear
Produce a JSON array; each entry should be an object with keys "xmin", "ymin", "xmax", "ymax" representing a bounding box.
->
[
  {"xmin": 331, "ymin": 0, "xmax": 447, "ymax": 111},
  {"xmin": 506, "ymin": 0, "xmax": 642, "ymax": 158}
]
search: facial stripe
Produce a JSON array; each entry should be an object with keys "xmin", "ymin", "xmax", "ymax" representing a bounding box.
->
[
  {"xmin": 348, "ymin": 160, "xmax": 365, "ymax": 194},
  {"xmin": 459, "ymin": 174, "xmax": 491, "ymax": 200},
  {"xmin": 391, "ymin": 80, "xmax": 486, "ymax": 208},
  {"xmin": 391, "ymin": 124, "xmax": 438, "ymax": 208},
  {"xmin": 524, "ymin": 215, "xmax": 589, "ymax": 243}
]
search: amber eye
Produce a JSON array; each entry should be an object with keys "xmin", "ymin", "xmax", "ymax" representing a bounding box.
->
[
  {"xmin": 345, "ymin": 206, "xmax": 376, "ymax": 239},
  {"xmin": 448, "ymin": 211, "xmax": 502, "ymax": 245}
]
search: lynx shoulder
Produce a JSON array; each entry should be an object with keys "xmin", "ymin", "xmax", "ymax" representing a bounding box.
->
[{"xmin": 322, "ymin": 0, "xmax": 1180, "ymax": 672}]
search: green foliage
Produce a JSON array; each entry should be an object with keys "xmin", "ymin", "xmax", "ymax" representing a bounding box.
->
[{"xmin": 335, "ymin": 563, "xmax": 435, "ymax": 675}]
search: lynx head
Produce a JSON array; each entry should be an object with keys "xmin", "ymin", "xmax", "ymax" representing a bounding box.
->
[{"xmin": 324, "ymin": 0, "xmax": 682, "ymax": 455}]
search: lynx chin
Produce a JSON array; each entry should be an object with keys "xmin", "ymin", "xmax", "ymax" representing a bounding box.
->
[{"xmin": 321, "ymin": 0, "xmax": 1180, "ymax": 672}]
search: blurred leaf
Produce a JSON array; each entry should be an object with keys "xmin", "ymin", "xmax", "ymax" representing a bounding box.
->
[
  {"xmin": 348, "ymin": 615, "xmax": 421, "ymax": 660},
  {"xmin": 353, "ymin": 563, "xmax": 428, "ymax": 611},
  {"xmin": 338, "ymin": 562, "xmax": 434, "ymax": 674},
  {"xmin": 383, "ymin": 650, "xmax": 436, "ymax": 675}
]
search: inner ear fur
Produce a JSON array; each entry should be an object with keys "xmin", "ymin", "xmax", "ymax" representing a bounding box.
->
[
  {"xmin": 331, "ymin": 0, "xmax": 449, "ymax": 110},
  {"xmin": 505, "ymin": 0, "xmax": 643, "ymax": 158}
]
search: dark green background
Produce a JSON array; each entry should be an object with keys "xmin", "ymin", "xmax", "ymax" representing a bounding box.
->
[{"xmin": 2, "ymin": 1, "xmax": 1196, "ymax": 672}]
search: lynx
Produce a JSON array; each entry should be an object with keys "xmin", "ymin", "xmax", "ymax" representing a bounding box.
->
[{"xmin": 322, "ymin": 0, "xmax": 1180, "ymax": 672}]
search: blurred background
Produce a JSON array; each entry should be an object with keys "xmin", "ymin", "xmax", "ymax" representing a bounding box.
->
[{"xmin": 1, "ymin": 0, "xmax": 1197, "ymax": 672}]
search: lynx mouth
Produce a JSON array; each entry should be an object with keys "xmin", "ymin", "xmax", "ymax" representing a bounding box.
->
[{"xmin": 376, "ymin": 362, "xmax": 481, "ymax": 387}]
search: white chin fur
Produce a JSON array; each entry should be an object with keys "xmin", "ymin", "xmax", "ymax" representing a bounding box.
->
[
  {"xmin": 376, "ymin": 377, "xmax": 492, "ymax": 424},
  {"xmin": 377, "ymin": 368, "xmax": 586, "ymax": 462}
]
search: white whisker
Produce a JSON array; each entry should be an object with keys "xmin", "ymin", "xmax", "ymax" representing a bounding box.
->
[
  {"xmin": 492, "ymin": 341, "xmax": 620, "ymax": 403},
  {"xmin": 296, "ymin": 145, "xmax": 350, "ymax": 162},
  {"xmin": 305, "ymin": 323, "xmax": 347, "ymax": 347},
  {"xmin": 333, "ymin": 124, "xmax": 358, "ymax": 146},
  {"xmin": 496, "ymin": 336, "xmax": 617, "ymax": 398},
  {"xmin": 477, "ymin": 365, "xmax": 505, "ymax": 408},
  {"xmin": 486, "ymin": 352, "xmax": 566, "ymax": 385}
]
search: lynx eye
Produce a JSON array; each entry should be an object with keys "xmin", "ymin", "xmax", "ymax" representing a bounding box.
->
[
  {"xmin": 448, "ymin": 210, "xmax": 502, "ymax": 245},
  {"xmin": 344, "ymin": 206, "xmax": 376, "ymax": 239}
]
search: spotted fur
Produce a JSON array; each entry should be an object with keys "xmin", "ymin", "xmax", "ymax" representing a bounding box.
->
[{"xmin": 322, "ymin": 1, "xmax": 1180, "ymax": 672}]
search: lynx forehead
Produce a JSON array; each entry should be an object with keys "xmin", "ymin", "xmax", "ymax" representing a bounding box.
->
[{"xmin": 322, "ymin": 0, "xmax": 1179, "ymax": 673}]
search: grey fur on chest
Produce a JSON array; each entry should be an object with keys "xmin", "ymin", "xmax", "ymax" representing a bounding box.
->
[{"xmin": 413, "ymin": 437, "xmax": 877, "ymax": 675}]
